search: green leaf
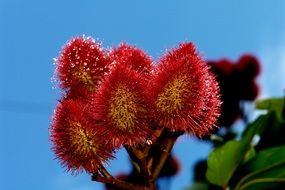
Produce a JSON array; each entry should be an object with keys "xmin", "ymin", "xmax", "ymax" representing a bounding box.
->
[
  {"xmin": 237, "ymin": 178, "xmax": 285, "ymax": 190},
  {"xmin": 241, "ymin": 114, "xmax": 269, "ymax": 143},
  {"xmin": 242, "ymin": 112, "xmax": 285, "ymax": 150},
  {"xmin": 256, "ymin": 97, "xmax": 284, "ymax": 112},
  {"xmin": 235, "ymin": 145, "xmax": 285, "ymax": 190},
  {"xmin": 245, "ymin": 145, "xmax": 285, "ymax": 171},
  {"xmin": 206, "ymin": 140, "xmax": 250, "ymax": 188},
  {"xmin": 242, "ymin": 146, "xmax": 255, "ymax": 164},
  {"xmin": 206, "ymin": 113, "xmax": 274, "ymax": 188}
]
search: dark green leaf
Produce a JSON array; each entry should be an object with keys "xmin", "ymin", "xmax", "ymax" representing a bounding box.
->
[
  {"xmin": 254, "ymin": 112, "xmax": 285, "ymax": 150},
  {"xmin": 256, "ymin": 98, "xmax": 284, "ymax": 113},
  {"xmin": 241, "ymin": 114, "xmax": 269, "ymax": 144},
  {"xmin": 246, "ymin": 145, "xmax": 285, "ymax": 171},
  {"xmin": 235, "ymin": 145, "xmax": 285, "ymax": 190},
  {"xmin": 241, "ymin": 146, "xmax": 255, "ymax": 164},
  {"xmin": 237, "ymin": 178, "xmax": 285, "ymax": 190}
]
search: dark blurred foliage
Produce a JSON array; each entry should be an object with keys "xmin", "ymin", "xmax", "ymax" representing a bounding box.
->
[
  {"xmin": 207, "ymin": 54, "xmax": 260, "ymax": 127},
  {"xmin": 193, "ymin": 160, "xmax": 207, "ymax": 182},
  {"xmin": 255, "ymin": 111, "xmax": 285, "ymax": 151}
]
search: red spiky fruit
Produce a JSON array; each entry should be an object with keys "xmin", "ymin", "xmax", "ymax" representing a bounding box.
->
[
  {"xmin": 50, "ymin": 99, "xmax": 114, "ymax": 174},
  {"xmin": 55, "ymin": 36, "xmax": 110, "ymax": 91},
  {"xmin": 110, "ymin": 43, "xmax": 153, "ymax": 75},
  {"xmin": 91, "ymin": 64, "xmax": 151, "ymax": 146},
  {"xmin": 149, "ymin": 43, "xmax": 221, "ymax": 136}
]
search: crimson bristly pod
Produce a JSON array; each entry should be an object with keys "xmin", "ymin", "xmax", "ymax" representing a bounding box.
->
[
  {"xmin": 91, "ymin": 63, "xmax": 152, "ymax": 147},
  {"xmin": 108, "ymin": 43, "xmax": 156, "ymax": 144},
  {"xmin": 148, "ymin": 43, "xmax": 221, "ymax": 137},
  {"xmin": 55, "ymin": 35, "xmax": 111, "ymax": 92},
  {"xmin": 50, "ymin": 99, "xmax": 114, "ymax": 174},
  {"xmin": 110, "ymin": 43, "xmax": 153, "ymax": 75}
]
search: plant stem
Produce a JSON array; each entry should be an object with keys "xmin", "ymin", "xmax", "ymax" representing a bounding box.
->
[
  {"xmin": 124, "ymin": 145, "xmax": 150, "ymax": 182},
  {"xmin": 143, "ymin": 127, "xmax": 164, "ymax": 155},
  {"xmin": 93, "ymin": 164, "xmax": 152, "ymax": 190},
  {"xmin": 92, "ymin": 173, "xmax": 149, "ymax": 190},
  {"xmin": 123, "ymin": 126, "xmax": 164, "ymax": 185},
  {"xmin": 151, "ymin": 131, "xmax": 182, "ymax": 180},
  {"xmin": 92, "ymin": 130, "xmax": 181, "ymax": 190}
]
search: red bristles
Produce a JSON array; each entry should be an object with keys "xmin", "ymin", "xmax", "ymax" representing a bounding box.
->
[
  {"xmin": 55, "ymin": 36, "xmax": 111, "ymax": 92},
  {"xmin": 110, "ymin": 43, "xmax": 153, "ymax": 75}
]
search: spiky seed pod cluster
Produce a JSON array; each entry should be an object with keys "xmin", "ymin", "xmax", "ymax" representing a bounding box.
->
[
  {"xmin": 50, "ymin": 36, "xmax": 222, "ymax": 174},
  {"xmin": 50, "ymin": 99, "xmax": 114, "ymax": 174},
  {"xmin": 51, "ymin": 36, "xmax": 115, "ymax": 174},
  {"xmin": 149, "ymin": 43, "xmax": 221, "ymax": 136}
]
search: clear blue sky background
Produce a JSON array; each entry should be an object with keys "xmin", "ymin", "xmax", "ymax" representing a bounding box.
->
[{"xmin": 1, "ymin": 1, "xmax": 285, "ymax": 190}]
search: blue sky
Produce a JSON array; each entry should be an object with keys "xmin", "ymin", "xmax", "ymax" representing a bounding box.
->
[{"xmin": 1, "ymin": 1, "xmax": 285, "ymax": 190}]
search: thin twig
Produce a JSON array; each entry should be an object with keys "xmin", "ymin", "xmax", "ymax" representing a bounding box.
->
[
  {"xmin": 92, "ymin": 173, "xmax": 148, "ymax": 190},
  {"xmin": 97, "ymin": 163, "xmax": 112, "ymax": 179}
]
